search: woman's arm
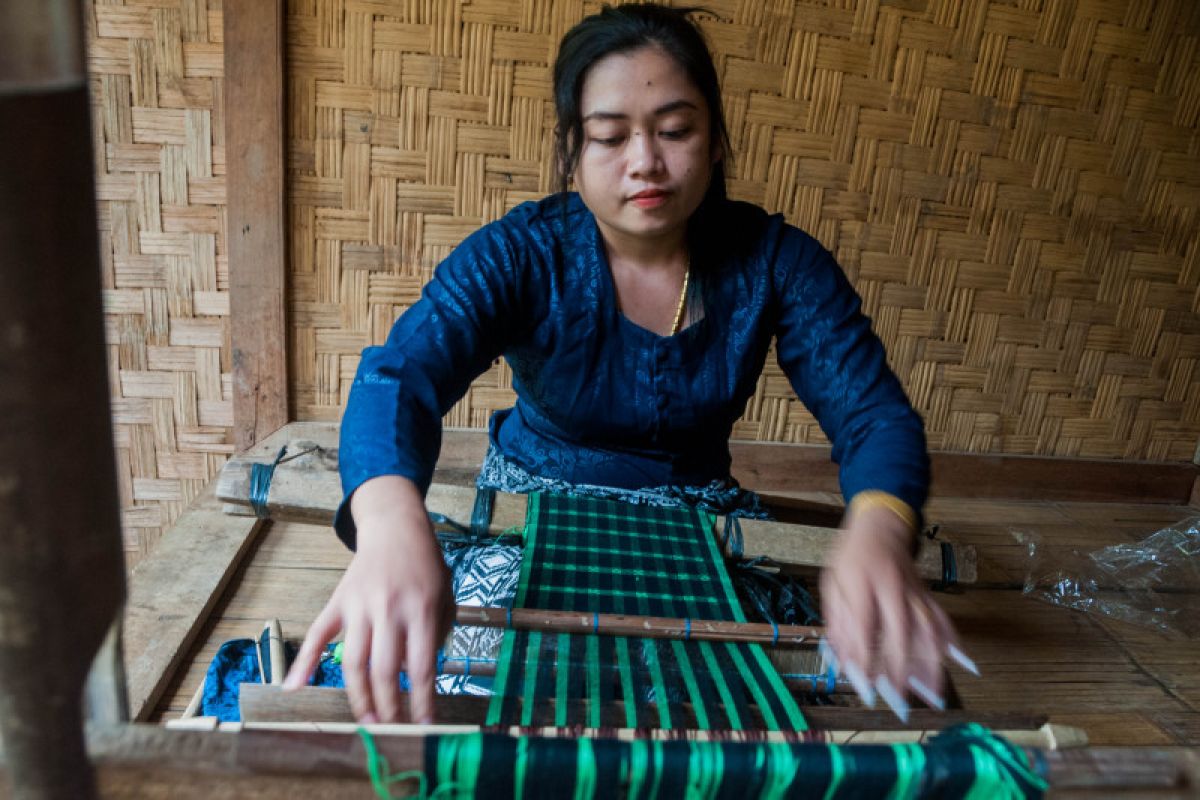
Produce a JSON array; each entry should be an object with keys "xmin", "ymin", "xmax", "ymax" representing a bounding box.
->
[
  {"xmin": 285, "ymin": 211, "xmax": 543, "ymax": 722},
  {"xmin": 772, "ymin": 230, "xmax": 965, "ymax": 716}
]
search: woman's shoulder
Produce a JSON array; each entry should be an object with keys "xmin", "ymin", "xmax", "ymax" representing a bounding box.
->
[{"xmin": 486, "ymin": 192, "xmax": 589, "ymax": 245}]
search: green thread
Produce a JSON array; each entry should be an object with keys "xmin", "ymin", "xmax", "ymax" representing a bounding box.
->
[
  {"xmin": 823, "ymin": 742, "xmax": 846, "ymax": 800},
  {"xmin": 513, "ymin": 735, "xmax": 529, "ymax": 798},
  {"xmin": 615, "ymin": 636, "xmax": 639, "ymax": 729},
  {"xmin": 519, "ymin": 631, "xmax": 542, "ymax": 727},
  {"xmin": 686, "ymin": 737, "xmax": 724, "ymax": 800},
  {"xmin": 485, "ymin": 628, "xmax": 517, "ymax": 725},
  {"xmin": 698, "ymin": 641, "xmax": 742, "ymax": 730},
  {"xmin": 888, "ymin": 742, "xmax": 925, "ymax": 799},
  {"xmin": 573, "ymin": 737, "xmax": 597, "ymax": 800},
  {"xmin": 669, "ymin": 639, "xmax": 709, "ymax": 730},
  {"xmin": 586, "ymin": 634, "xmax": 602, "ymax": 729},
  {"xmin": 723, "ymin": 642, "xmax": 778, "ymax": 730},
  {"xmin": 642, "ymin": 639, "xmax": 673, "ymax": 730},
  {"xmin": 359, "ymin": 727, "xmax": 460, "ymax": 800},
  {"xmin": 555, "ymin": 632, "xmax": 571, "ymax": 727}
]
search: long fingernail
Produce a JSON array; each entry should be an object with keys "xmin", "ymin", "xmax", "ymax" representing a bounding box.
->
[
  {"xmin": 843, "ymin": 661, "xmax": 875, "ymax": 707},
  {"xmin": 948, "ymin": 644, "xmax": 981, "ymax": 677},
  {"xmin": 908, "ymin": 676, "xmax": 945, "ymax": 711},
  {"xmin": 818, "ymin": 638, "xmax": 839, "ymax": 674},
  {"xmin": 875, "ymin": 676, "xmax": 910, "ymax": 723},
  {"xmin": 360, "ymin": 711, "xmax": 378, "ymax": 725}
]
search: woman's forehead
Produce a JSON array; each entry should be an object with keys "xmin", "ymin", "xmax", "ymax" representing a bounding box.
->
[{"xmin": 580, "ymin": 46, "xmax": 705, "ymax": 116}]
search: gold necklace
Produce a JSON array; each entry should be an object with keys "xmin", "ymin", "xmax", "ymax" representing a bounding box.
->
[{"xmin": 669, "ymin": 259, "xmax": 690, "ymax": 335}]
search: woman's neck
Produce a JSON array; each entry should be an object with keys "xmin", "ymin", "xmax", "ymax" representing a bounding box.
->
[{"xmin": 596, "ymin": 220, "xmax": 687, "ymax": 272}]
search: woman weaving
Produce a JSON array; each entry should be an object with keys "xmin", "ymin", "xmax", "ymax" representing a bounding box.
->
[{"xmin": 285, "ymin": 4, "xmax": 968, "ymax": 728}]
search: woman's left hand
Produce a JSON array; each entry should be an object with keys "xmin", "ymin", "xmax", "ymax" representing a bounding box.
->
[{"xmin": 819, "ymin": 503, "xmax": 969, "ymax": 719}]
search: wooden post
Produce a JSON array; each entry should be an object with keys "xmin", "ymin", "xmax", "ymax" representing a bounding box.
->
[
  {"xmin": 0, "ymin": 1, "xmax": 126, "ymax": 797},
  {"xmin": 225, "ymin": 0, "xmax": 289, "ymax": 450}
]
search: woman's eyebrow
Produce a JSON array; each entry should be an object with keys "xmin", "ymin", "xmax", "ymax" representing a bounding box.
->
[{"xmin": 582, "ymin": 99, "xmax": 699, "ymax": 122}]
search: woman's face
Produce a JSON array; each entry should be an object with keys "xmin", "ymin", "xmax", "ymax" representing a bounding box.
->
[{"xmin": 573, "ymin": 45, "xmax": 720, "ymax": 248}]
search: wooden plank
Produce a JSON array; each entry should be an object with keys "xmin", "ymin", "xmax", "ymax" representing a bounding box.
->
[
  {"xmin": 731, "ymin": 441, "xmax": 1200, "ymax": 505},
  {"xmin": 0, "ymin": 8, "xmax": 126, "ymax": 792},
  {"xmin": 236, "ymin": 684, "xmax": 1053, "ymax": 736},
  {"xmin": 214, "ymin": 448, "xmax": 976, "ymax": 583},
  {"xmin": 124, "ymin": 484, "xmax": 264, "ymax": 721},
  {"xmin": 124, "ymin": 424, "xmax": 302, "ymax": 721},
  {"xmin": 248, "ymin": 423, "xmax": 1199, "ymax": 505},
  {"xmin": 23, "ymin": 725, "xmax": 1192, "ymax": 796},
  {"xmin": 224, "ymin": 0, "xmax": 288, "ymax": 449}
]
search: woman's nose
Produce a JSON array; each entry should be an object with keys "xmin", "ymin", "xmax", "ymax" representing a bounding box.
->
[{"xmin": 627, "ymin": 131, "xmax": 663, "ymax": 176}]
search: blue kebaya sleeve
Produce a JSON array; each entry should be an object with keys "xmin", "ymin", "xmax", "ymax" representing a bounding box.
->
[
  {"xmin": 335, "ymin": 214, "xmax": 536, "ymax": 548},
  {"xmin": 772, "ymin": 228, "xmax": 930, "ymax": 520}
]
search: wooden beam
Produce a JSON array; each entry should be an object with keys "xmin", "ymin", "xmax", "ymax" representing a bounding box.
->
[
  {"xmin": 248, "ymin": 423, "xmax": 1199, "ymax": 506},
  {"xmin": 213, "ymin": 447, "xmax": 977, "ymax": 583},
  {"xmin": 235, "ymin": 685, "xmax": 1053, "ymax": 736},
  {"xmin": 224, "ymin": 0, "xmax": 288, "ymax": 450},
  {"xmin": 0, "ymin": 3, "xmax": 126, "ymax": 796},
  {"xmin": 731, "ymin": 440, "xmax": 1199, "ymax": 505}
]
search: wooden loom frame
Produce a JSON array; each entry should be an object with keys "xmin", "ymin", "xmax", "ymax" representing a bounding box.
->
[
  {"xmin": 113, "ymin": 4, "xmax": 1200, "ymax": 792},
  {"xmin": 4, "ymin": 1, "xmax": 1199, "ymax": 796}
]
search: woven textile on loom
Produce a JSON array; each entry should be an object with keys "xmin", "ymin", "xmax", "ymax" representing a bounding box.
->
[
  {"xmin": 485, "ymin": 493, "xmax": 805, "ymax": 731},
  {"xmin": 414, "ymin": 494, "xmax": 1046, "ymax": 798}
]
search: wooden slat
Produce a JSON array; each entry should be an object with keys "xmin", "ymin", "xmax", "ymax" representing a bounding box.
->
[
  {"xmin": 124, "ymin": 424, "xmax": 304, "ymax": 721},
  {"xmin": 236, "ymin": 684, "xmax": 1052, "ymax": 736},
  {"xmin": 224, "ymin": 0, "xmax": 288, "ymax": 450},
  {"xmin": 730, "ymin": 441, "xmax": 1199, "ymax": 505},
  {"xmin": 124, "ymin": 484, "xmax": 263, "ymax": 721},
  {"xmin": 15, "ymin": 725, "xmax": 1191, "ymax": 797},
  {"xmin": 213, "ymin": 441, "xmax": 977, "ymax": 583}
]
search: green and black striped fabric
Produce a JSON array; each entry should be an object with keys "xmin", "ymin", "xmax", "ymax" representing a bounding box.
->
[
  {"xmin": 421, "ymin": 724, "xmax": 1047, "ymax": 799},
  {"xmin": 485, "ymin": 493, "xmax": 805, "ymax": 731}
]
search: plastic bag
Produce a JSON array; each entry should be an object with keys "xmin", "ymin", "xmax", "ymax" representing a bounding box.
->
[{"xmin": 1016, "ymin": 516, "xmax": 1200, "ymax": 638}]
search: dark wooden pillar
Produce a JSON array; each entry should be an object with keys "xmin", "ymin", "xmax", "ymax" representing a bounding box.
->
[
  {"xmin": 0, "ymin": 2, "xmax": 127, "ymax": 797},
  {"xmin": 225, "ymin": 0, "xmax": 289, "ymax": 450}
]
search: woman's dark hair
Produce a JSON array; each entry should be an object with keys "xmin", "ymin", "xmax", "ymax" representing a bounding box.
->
[{"xmin": 552, "ymin": 4, "xmax": 732, "ymax": 207}]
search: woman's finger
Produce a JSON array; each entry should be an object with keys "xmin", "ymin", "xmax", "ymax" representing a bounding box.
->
[
  {"xmin": 405, "ymin": 611, "xmax": 440, "ymax": 724},
  {"xmin": 906, "ymin": 598, "xmax": 946, "ymax": 710},
  {"xmin": 369, "ymin": 615, "xmax": 405, "ymax": 722},
  {"xmin": 283, "ymin": 603, "xmax": 342, "ymax": 690},
  {"xmin": 821, "ymin": 572, "xmax": 877, "ymax": 707},
  {"xmin": 341, "ymin": 617, "xmax": 376, "ymax": 723}
]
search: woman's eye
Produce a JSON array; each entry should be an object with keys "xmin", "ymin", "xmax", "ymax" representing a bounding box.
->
[
  {"xmin": 661, "ymin": 128, "xmax": 691, "ymax": 140},
  {"xmin": 592, "ymin": 136, "xmax": 624, "ymax": 146}
]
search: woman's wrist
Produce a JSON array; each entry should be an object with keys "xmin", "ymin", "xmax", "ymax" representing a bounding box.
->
[
  {"xmin": 844, "ymin": 493, "xmax": 918, "ymax": 556},
  {"xmin": 350, "ymin": 475, "xmax": 433, "ymax": 551}
]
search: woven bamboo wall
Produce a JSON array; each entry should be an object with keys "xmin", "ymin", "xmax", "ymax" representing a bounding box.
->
[
  {"xmin": 288, "ymin": 0, "xmax": 1200, "ymax": 463},
  {"xmin": 88, "ymin": 0, "xmax": 231, "ymax": 565},
  {"xmin": 89, "ymin": 0, "xmax": 1200, "ymax": 562}
]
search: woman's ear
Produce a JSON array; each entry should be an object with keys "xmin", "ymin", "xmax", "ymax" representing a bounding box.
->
[{"xmin": 710, "ymin": 142, "xmax": 723, "ymax": 166}]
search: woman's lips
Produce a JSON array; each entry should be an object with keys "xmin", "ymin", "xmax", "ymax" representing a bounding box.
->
[{"xmin": 629, "ymin": 190, "xmax": 670, "ymax": 209}]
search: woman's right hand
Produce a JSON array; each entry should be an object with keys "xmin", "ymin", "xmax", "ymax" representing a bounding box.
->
[{"xmin": 282, "ymin": 476, "xmax": 454, "ymax": 724}]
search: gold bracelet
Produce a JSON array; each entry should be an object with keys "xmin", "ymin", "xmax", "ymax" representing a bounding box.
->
[{"xmin": 847, "ymin": 490, "xmax": 917, "ymax": 531}]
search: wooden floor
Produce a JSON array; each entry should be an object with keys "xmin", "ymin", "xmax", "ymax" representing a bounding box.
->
[{"xmin": 153, "ymin": 491, "xmax": 1200, "ymax": 747}]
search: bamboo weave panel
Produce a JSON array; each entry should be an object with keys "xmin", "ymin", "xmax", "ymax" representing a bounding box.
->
[
  {"xmin": 87, "ymin": 0, "xmax": 232, "ymax": 566},
  {"xmin": 288, "ymin": 0, "xmax": 1200, "ymax": 465}
]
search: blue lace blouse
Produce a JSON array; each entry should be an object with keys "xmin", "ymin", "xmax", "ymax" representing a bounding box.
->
[{"xmin": 336, "ymin": 193, "xmax": 928, "ymax": 547}]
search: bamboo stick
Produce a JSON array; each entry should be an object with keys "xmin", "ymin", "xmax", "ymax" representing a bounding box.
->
[
  {"xmin": 220, "ymin": 718, "xmax": 1086, "ymax": 750},
  {"xmin": 454, "ymin": 605, "xmax": 823, "ymax": 646}
]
